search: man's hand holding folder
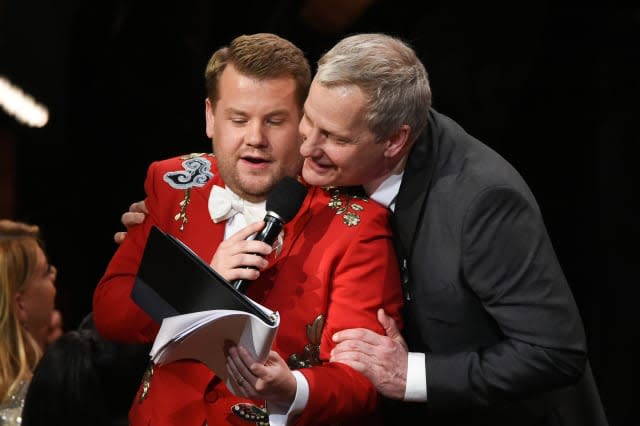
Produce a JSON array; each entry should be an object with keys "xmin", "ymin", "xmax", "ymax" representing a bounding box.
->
[{"xmin": 131, "ymin": 226, "xmax": 280, "ymax": 395}]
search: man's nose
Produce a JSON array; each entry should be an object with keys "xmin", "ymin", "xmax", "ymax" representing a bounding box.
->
[
  {"xmin": 300, "ymin": 128, "xmax": 321, "ymax": 156},
  {"xmin": 245, "ymin": 121, "xmax": 267, "ymax": 147}
]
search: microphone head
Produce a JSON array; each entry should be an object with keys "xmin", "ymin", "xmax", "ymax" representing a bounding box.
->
[{"xmin": 266, "ymin": 176, "xmax": 308, "ymax": 223}]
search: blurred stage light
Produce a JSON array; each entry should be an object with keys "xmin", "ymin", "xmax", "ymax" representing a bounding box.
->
[{"xmin": 0, "ymin": 75, "xmax": 49, "ymax": 128}]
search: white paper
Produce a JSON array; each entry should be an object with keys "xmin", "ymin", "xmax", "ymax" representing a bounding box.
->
[{"xmin": 150, "ymin": 308, "xmax": 280, "ymax": 396}]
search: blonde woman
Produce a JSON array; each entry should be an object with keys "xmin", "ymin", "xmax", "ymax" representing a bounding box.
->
[{"xmin": 0, "ymin": 220, "xmax": 59, "ymax": 425}]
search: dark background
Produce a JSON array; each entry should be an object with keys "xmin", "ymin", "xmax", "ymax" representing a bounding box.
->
[{"xmin": 1, "ymin": 1, "xmax": 638, "ymax": 425}]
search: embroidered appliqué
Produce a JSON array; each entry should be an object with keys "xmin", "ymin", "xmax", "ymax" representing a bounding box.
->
[
  {"xmin": 163, "ymin": 154, "xmax": 213, "ymax": 189},
  {"xmin": 231, "ymin": 403, "xmax": 269, "ymax": 425},
  {"xmin": 162, "ymin": 154, "xmax": 214, "ymax": 231},
  {"xmin": 287, "ymin": 314, "xmax": 324, "ymax": 369},
  {"xmin": 326, "ymin": 187, "xmax": 368, "ymax": 227}
]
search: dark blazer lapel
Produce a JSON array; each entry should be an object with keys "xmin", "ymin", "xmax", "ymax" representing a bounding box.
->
[{"xmin": 392, "ymin": 110, "xmax": 438, "ymax": 259}]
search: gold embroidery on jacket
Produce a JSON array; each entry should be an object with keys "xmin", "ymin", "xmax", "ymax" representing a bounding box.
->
[
  {"xmin": 230, "ymin": 403, "xmax": 269, "ymax": 425},
  {"xmin": 174, "ymin": 188, "xmax": 191, "ymax": 231},
  {"xmin": 138, "ymin": 362, "xmax": 154, "ymax": 403},
  {"xmin": 326, "ymin": 188, "xmax": 368, "ymax": 227},
  {"xmin": 287, "ymin": 314, "xmax": 325, "ymax": 369}
]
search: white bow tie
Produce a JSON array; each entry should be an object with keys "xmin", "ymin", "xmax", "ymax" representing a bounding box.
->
[{"xmin": 208, "ymin": 185, "xmax": 266, "ymax": 225}]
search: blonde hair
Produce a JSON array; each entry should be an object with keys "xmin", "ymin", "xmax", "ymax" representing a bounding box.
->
[{"xmin": 0, "ymin": 219, "xmax": 44, "ymax": 403}]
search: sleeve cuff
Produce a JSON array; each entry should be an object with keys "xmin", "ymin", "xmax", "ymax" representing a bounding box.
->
[
  {"xmin": 267, "ymin": 370, "xmax": 309, "ymax": 425},
  {"xmin": 404, "ymin": 352, "xmax": 427, "ymax": 402}
]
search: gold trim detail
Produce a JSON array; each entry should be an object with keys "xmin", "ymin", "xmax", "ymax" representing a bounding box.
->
[
  {"xmin": 174, "ymin": 188, "xmax": 191, "ymax": 231},
  {"xmin": 287, "ymin": 314, "xmax": 325, "ymax": 369},
  {"xmin": 230, "ymin": 403, "xmax": 269, "ymax": 425},
  {"xmin": 326, "ymin": 188, "xmax": 369, "ymax": 227},
  {"xmin": 138, "ymin": 362, "xmax": 154, "ymax": 403}
]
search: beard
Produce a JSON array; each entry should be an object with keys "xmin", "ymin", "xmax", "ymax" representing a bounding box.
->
[{"xmin": 215, "ymin": 160, "xmax": 286, "ymax": 202}]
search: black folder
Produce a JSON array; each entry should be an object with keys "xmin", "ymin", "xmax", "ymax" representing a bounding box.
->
[{"xmin": 131, "ymin": 225, "xmax": 276, "ymax": 325}]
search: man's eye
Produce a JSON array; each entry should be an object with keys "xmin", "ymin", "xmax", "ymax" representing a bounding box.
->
[{"xmin": 333, "ymin": 136, "xmax": 350, "ymax": 145}]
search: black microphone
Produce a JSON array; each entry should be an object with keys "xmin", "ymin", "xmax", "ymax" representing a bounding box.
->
[{"xmin": 232, "ymin": 176, "xmax": 308, "ymax": 293}]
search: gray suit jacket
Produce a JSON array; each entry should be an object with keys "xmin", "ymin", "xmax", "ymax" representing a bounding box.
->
[{"xmin": 386, "ymin": 109, "xmax": 608, "ymax": 425}]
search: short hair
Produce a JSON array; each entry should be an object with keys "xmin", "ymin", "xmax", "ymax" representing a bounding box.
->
[
  {"xmin": 204, "ymin": 33, "xmax": 312, "ymax": 110},
  {"xmin": 315, "ymin": 33, "xmax": 432, "ymax": 143}
]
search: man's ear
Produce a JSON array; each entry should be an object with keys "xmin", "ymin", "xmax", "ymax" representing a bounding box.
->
[
  {"xmin": 384, "ymin": 124, "xmax": 410, "ymax": 159},
  {"xmin": 205, "ymin": 98, "xmax": 215, "ymax": 138}
]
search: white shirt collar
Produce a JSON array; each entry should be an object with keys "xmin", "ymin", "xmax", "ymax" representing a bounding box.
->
[
  {"xmin": 208, "ymin": 185, "xmax": 266, "ymax": 239},
  {"xmin": 368, "ymin": 172, "xmax": 403, "ymax": 212}
]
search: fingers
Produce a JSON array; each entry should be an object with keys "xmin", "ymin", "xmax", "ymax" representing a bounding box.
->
[
  {"xmin": 226, "ymin": 354, "xmax": 249, "ymax": 396},
  {"xmin": 332, "ymin": 327, "xmax": 383, "ymax": 345},
  {"xmin": 228, "ymin": 346, "xmax": 254, "ymax": 381},
  {"xmin": 230, "ymin": 221, "xmax": 266, "ymax": 241},
  {"xmin": 331, "ymin": 335, "xmax": 373, "ymax": 359},
  {"xmin": 378, "ymin": 308, "xmax": 408, "ymax": 350},
  {"xmin": 116, "ymin": 208, "xmax": 147, "ymax": 244},
  {"xmin": 227, "ymin": 347, "xmax": 297, "ymax": 404},
  {"xmin": 223, "ymin": 222, "xmax": 273, "ymax": 260},
  {"xmin": 114, "ymin": 231, "xmax": 127, "ymax": 245},
  {"xmin": 233, "ymin": 250, "xmax": 271, "ymax": 268},
  {"xmin": 225, "ymin": 238, "xmax": 272, "ymax": 259},
  {"xmin": 263, "ymin": 349, "xmax": 285, "ymax": 366},
  {"xmin": 115, "ymin": 210, "xmax": 147, "ymax": 244},
  {"xmin": 227, "ymin": 346, "xmax": 260, "ymax": 397},
  {"xmin": 377, "ymin": 308, "xmax": 399, "ymax": 338},
  {"xmin": 210, "ymin": 241, "xmax": 271, "ymax": 281},
  {"xmin": 210, "ymin": 222, "xmax": 273, "ymax": 281},
  {"xmin": 330, "ymin": 341, "xmax": 366, "ymax": 358},
  {"xmin": 130, "ymin": 200, "xmax": 149, "ymax": 214},
  {"xmin": 330, "ymin": 354, "xmax": 368, "ymax": 373},
  {"xmin": 122, "ymin": 211, "xmax": 146, "ymax": 228},
  {"xmin": 236, "ymin": 345, "xmax": 259, "ymax": 374}
]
